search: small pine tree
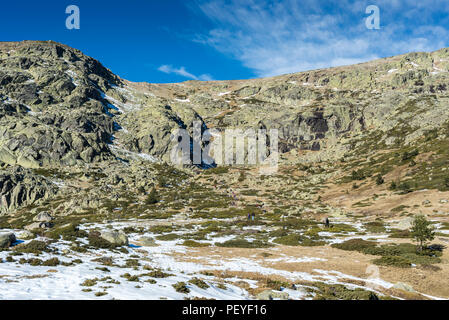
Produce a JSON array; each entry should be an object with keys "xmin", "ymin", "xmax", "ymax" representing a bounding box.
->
[
  {"xmin": 158, "ymin": 177, "xmax": 167, "ymax": 188},
  {"xmin": 351, "ymin": 170, "xmax": 365, "ymax": 181},
  {"xmin": 138, "ymin": 186, "xmax": 146, "ymax": 195},
  {"xmin": 389, "ymin": 181, "xmax": 397, "ymax": 190},
  {"xmin": 398, "ymin": 181, "xmax": 411, "ymax": 193},
  {"xmin": 375, "ymin": 175, "xmax": 384, "ymax": 185},
  {"xmin": 444, "ymin": 177, "xmax": 449, "ymax": 188},
  {"xmin": 410, "ymin": 215, "xmax": 435, "ymax": 252},
  {"xmin": 146, "ymin": 188, "xmax": 159, "ymax": 205}
]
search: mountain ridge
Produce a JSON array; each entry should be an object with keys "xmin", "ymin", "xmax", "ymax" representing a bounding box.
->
[{"xmin": 1, "ymin": 39, "xmax": 449, "ymax": 213}]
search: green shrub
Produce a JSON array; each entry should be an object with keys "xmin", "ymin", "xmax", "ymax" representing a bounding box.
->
[
  {"xmin": 81, "ymin": 278, "xmax": 99, "ymax": 287},
  {"xmin": 182, "ymin": 240, "xmax": 209, "ymax": 247},
  {"xmin": 173, "ymin": 282, "xmax": 190, "ymax": 294},
  {"xmin": 275, "ymin": 218, "xmax": 317, "ymax": 230},
  {"xmin": 125, "ymin": 259, "xmax": 140, "ymax": 267},
  {"xmin": 145, "ymin": 269, "xmax": 172, "ymax": 278},
  {"xmin": 351, "ymin": 170, "xmax": 366, "ymax": 181},
  {"xmin": 46, "ymin": 224, "xmax": 88, "ymax": 241},
  {"xmin": 121, "ymin": 273, "xmax": 139, "ymax": 282},
  {"xmin": 217, "ymin": 239, "xmax": 272, "ymax": 248},
  {"xmin": 375, "ymin": 175, "xmax": 384, "ymax": 185},
  {"xmin": 264, "ymin": 279, "xmax": 291, "ymax": 291},
  {"xmin": 444, "ymin": 177, "xmax": 449, "ymax": 188},
  {"xmin": 273, "ymin": 234, "xmax": 303, "ymax": 246},
  {"xmin": 19, "ymin": 258, "xmax": 42, "ymax": 266},
  {"xmin": 328, "ymin": 224, "xmax": 358, "ymax": 233},
  {"xmin": 92, "ymin": 256, "xmax": 114, "ymax": 266},
  {"xmin": 146, "ymin": 188, "xmax": 159, "ymax": 205},
  {"xmin": 312, "ymin": 282, "xmax": 379, "ymax": 300},
  {"xmin": 156, "ymin": 233, "xmax": 179, "ymax": 241},
  {"xmin": 204, "ymin": 167, "xmax": 229, "ymax": 175},
  {"xmin": 388, "ymin": 229, "xmax": 411, "ymax": 238},
  {"xmin": 398, "ymin": 182, "xmax": 412, "ymax": 194},
  {"xmin": 268, "ymin": 229, "xmax": 289, "ymax": 238},
  {"xmin": 389, "ymin": 181, "xmax": 397, "ymax": 190},
  {"xmin": 42, "ymin": 258, "xmax": 61, "ymax": 266},
  {"xmin": 401, "ymin": 149, "xmax": 419, "ymax": 161},
  {"xmin": 364, "ymin": 221, "xmax": 386, "ymax": 233},
  {"xmin": 331, "ymin": 239, "xmax": 377, "ymax": 252},
  {"xmin": 373, "ymin": 256, "xmax": 412, "ymax": 268},
  {"xmin": 14, "ymin": 240, "xmax": 51, "ymax": 255},
  {"xmin": 188, "ymin": 278, "xmax": 210, "ymax": 289},
  {"xmin": 299, "ymin": 238, "xmax": 326, "ymax": 247},
  {"xmin": 149, "ymin": 225, "xmax": 173, "ymax": 234}
]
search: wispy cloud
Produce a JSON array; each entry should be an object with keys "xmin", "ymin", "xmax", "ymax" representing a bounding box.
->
[
  {"xmin": 157, "ymin": 64, "xmax": 214, "ymax": 81},
  {"xmin": 191, "ymin": 0, "xmax": 449, "ymax": 77}
]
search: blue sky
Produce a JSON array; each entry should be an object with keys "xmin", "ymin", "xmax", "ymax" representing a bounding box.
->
[{"xmin": 1, "ymin": 0, "xmax": 448, "ymax": 83}]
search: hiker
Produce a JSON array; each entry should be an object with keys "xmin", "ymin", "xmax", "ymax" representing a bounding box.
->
[
  {"xmin": 251, "ymin": 213, "xmax": 255, "ymax": 221},
  {"xmin": 324, "ymin": 217, "xmax": 330, "ymax": 228},
  {"xmin": 247, "ymin": 213, "xmax": 251, "ymax": 221}
]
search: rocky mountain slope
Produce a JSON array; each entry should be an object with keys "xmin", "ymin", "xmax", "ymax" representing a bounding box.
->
[
  {"xmin": 1, "ymin": 40, "xmax": 449, "ymax": 214},
  {"xmin": 1, "ymin": 41, "xmax": 449, "ymax": 300}
]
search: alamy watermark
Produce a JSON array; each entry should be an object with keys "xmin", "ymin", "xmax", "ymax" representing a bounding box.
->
[
  {"xmin": 66, "ymin": 5, "xmax": 80, "ymax": 30},
  {"xmin": 170, "ymin": 122, "xmax": 279, "ymax": 174},
  {"xmin": 365, "ymin": 264, "xmax": 383, "ymax": 292},
  {"xmin": 365, "ymin": 5, "xmax": 380, "ymax": 30}
]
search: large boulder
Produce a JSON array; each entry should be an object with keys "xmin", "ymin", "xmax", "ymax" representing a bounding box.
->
[
  {"xmin": 393, "ymin": 217, "xmax": 414, "ymax": 230},
  {"xmin": 256, "ymin": 290, "xmax": 289, "ymax": 300},
  {"xmin": 17, "ymin": 230, "xmax": 35, "ymax": 240},
  {"xmin": 99, "ymin": 230, "xmax": 128, "ymax": 246},
  {"xmin": 0, "ymin": 232, "xmax": 16, "ymax": 248},
  {"xmin": 33, "ymin": 211, "xmax": 54, "ymax": 222},
  {"xmin": 136, "ymin": 236, "xmax": 157, "ymax": 247},
  {"xmin": 24, "ymin": 221, "xmax": 52, "ymax": 231}
]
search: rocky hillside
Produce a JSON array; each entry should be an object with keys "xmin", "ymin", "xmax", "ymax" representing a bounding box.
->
[
  {"xmin": 2, "ymin": 41, "xmax": 449, "ymax": 300},
  {"xmin": 1, "ymin": 40, "xmax": 449, "ymax": 214}
]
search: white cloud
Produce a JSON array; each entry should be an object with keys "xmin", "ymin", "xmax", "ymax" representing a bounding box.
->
[
  {"xmin": 191, "ymin": 0, "xmax": 449, "ymax": 77},
  {"xmin": 157, "ymin": 65, "xmax": 214, "ymax": 81}
]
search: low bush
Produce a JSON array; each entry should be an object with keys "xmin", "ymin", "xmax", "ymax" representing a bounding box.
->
[
  {"xmin": 364, "ymin": 222, "xmax": 386, "ymax": 233},
  {"xmin": 188, "ymin": 278, "xmax": 210, "ymax": 289},
  {"xmin": 173, "ymin": 282, "xmax": 190, "ymax": 294},
  {"xmin": 216, "ymin": 239, "xmax": 273, "ymax": 248},
  {"xmin": 331, "ymin": 239, "xmax": 377, "ymax": 252},
  {"xmin": 182, "ymin": 240, "xmax": 209, "ymax": 247},
  {"xmin": 372, "ymin": 256, "xmax": 412, "ymax": 268},
  {"xmin": 312, "ymin": 282, "xmax": 379, "ymax": 300},
  {"xmin": 14, "ymin": 240, "xmax": 51, "ymax": 255},
  {"xmin": 46, "ymin": 224, "xmax": 88, "ymax": 241}
]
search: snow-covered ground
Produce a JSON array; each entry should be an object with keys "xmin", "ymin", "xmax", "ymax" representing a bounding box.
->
[{"xmin": 1, "ymin": 217, "xmax": 446, "ymax": 300}]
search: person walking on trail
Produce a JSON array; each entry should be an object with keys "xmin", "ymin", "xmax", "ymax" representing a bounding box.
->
[
  {"xmin": 251, "ymin": 213, "xmax": 255, "ymax": 221},
  {"xmin": 247, "ymin": 213, "xmax": 251, "ymax": 221},
  {"xmin": 324, "ymin": 217, "xmax": 330, "ymax": 228}
]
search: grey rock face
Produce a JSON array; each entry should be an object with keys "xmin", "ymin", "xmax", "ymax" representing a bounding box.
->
[
  {"xmin": 100, "ymin": 230, "xmax": 129, "ymax": 246},
  {"xmin": 137, "ymin": 236, "xmax": 157, "ymax": 247},
  {"xmin": 0, "ymin": 41, "xmax": 119, "ymax": 169},
  {"xmin": 0, "ymin": 167, "xmax": 58, "ymax": 214},
  {"xmin": 24, "ymin": 221, "xmax": 53, "ymax": 231}
]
